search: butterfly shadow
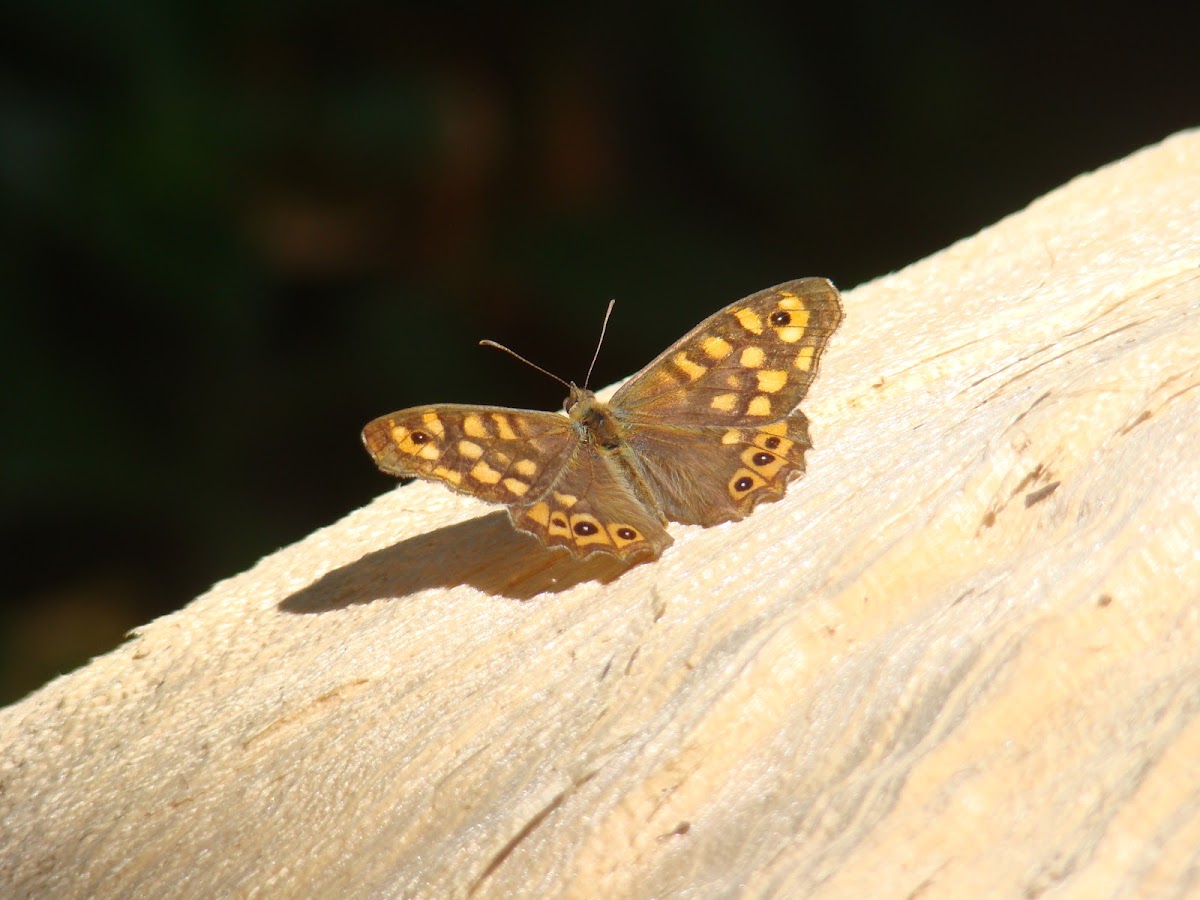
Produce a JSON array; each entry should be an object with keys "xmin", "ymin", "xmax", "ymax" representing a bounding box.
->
[{"xmin": 280, "ymin": 511, "xmax": 638, "ymax": 612}]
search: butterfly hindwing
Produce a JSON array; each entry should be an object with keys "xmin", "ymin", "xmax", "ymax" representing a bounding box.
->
[
  {"xmin": 362, "ymin": 404, "xmax": 576, "ymax": 506},
  {"xmin": 619, "ymin": 411, "xmax": 813, "ymax": 526},
  {"xmin": 611, "ymin": 277, "xmax": 843, "ymax": 426},
  {"xmin": 510, "ymin": 443, "xmax": 671, "ymax": 559}
]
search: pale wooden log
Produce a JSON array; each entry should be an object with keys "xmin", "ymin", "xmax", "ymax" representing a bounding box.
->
[{"xmin": 4, "ymin": 130, "xmax": 1200, "ymax": 899}]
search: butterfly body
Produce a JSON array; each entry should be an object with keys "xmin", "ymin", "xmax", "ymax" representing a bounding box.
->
[
  {"xmin": 364, "ymin": 278, "xmax": 844, "ymax": 560},
  {"xmin": 564, "ymin": 386, "xmax": 666, "ymax": 522}
]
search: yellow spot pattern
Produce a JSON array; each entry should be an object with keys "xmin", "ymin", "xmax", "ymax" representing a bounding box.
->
[
  {"xmin": 457, "ymin": 440, "xmax": 483, "ymax": 459},
  {"xmin": 701, "ymin": 336, "xmax": 733, "ymax": 359},
  {"xmin": 739, "ymin": 347, "xmax": 765, "ymax": 368},
  {"xmin": 710, "ymin": 393, "xmax": 737, "ymax": 412},
  {"xmin": 470, "ymin": 461, "xmax": 501, "ymax": 484},
  {"xmin": 753, "ymin": 431, "xmax": 794, "ymax": 455},
  {"xmin": 784, "ymin": 307, "xmax": 810, "ymax": 327},
  {"xmin": 463, "ymin": 415, "xmax": 488, "ymax": 438},
  {"xmin": 776, "ymin": 326, "xmax": 803, "ymax": 344},
  {"xmin": 503, "ymin": 478, "xmax": 529, "ymax": 496},
  {"xmin": 492, "ymin": 414, "xmax": 518, "ymax": 440},
  {"xmin": 747, "ymin": 395, "xmax": 772, "ymax": 416},
  {"xmin": 728, "ymin": 469, "xmax": 765, "ymax": 499},
  {"xmin": 794, "ymin": 346, "xmax": 815, "ymax": 370},
  {"xmin": 515, "ymin": 459, "xmax": 538, "ymax": 477},
  {"xmin": 609, "ymin": 524, "xmax": 641, "ymax": 547},
  {"xmin": 673, "ymin": 352, "xmax": 707, "ymax": 380},
  {"xmin": 570, "ymin": 514, "xmax": 611, "ymax": 546},
  {"xmin": 421, "ymin": 412, "xmax": 446, "ymax": 436},
  {"xmin": 433, "ymin": 466, "xmax": 463, "ymax": 485},
  {"xmin": 734, "ymin": 308, "xmax": 763, "ymax": 334},
  {"xmin": 547, "ymin": 512, "xmax": 571, "ymax": 538},
  {"xmin": 756, "ymin": 370, "xmax": 788, "ymax": 393},
  {"xmin": 742, "ymin": 447, "xmax": 785, "ymax": 479},
  {"xmin": 777, "ymin": 297, "xmax": 811, "ymax": 326}
]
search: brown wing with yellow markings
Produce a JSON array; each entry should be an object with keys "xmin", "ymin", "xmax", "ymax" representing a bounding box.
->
[
  {"xmin": 620, "ymin": 411, "xmax": 814, "ymax": 526},
  {"xmin": 361, "ymin": 404, "xmax": 576, "ymax": 506},
  {"xmin": 363, "ymin": 402, "xmax": 670, "ymax": 560},
  {"xmin": 611, "ymin": 277, "xmax": 843, "ymax": 426},
  {"xmin": 606, "ymin": 277, "xmax": 842, "ymax": 526},
  {"xmin": 510, "ymin": 442, "xmax": 671, "ymax": 560}
]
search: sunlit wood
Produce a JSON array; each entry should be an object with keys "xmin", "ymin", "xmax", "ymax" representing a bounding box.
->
[{"xmin": 4, "ymin": 130, "xmax": 1200, "ymax": 898}]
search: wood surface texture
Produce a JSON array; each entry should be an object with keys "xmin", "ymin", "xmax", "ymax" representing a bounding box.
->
[{"xmin": 3, "ymin": 130, "xmax": 1200, "ymax": 899}]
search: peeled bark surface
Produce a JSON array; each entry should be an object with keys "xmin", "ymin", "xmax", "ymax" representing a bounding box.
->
[{"xmin": 3, "ymin": 130, "xmax": 1200, "ymax": 899}]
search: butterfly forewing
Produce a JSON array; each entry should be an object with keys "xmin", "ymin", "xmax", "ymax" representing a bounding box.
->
[
  {"xmin": 362, "ymin": 404, "xmax": 576, "ymax": 505},
  {"xmin": 611, "ymin": 277, "xmax": 843, "ymax": 426}
]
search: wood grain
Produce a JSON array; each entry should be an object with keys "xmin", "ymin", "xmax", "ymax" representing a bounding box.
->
[{"xmin": 3, "ymin": 130, "xmax": 1200, "ymax": 899}]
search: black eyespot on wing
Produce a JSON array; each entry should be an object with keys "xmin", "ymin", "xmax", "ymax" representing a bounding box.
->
[
  {"xmin": 770, "ymin": 310, "xmax": 791, "ymax": 326},
  {"xmin": 752, "ymin": 452, "xmax": 773, "ymax": 466},
  {"xmin": 764, "ymin": 436, "xmax": 781, "ymax": 450},
  {"xmin": 734, "ymin": 476, "xmax": 754, "ymax": 492},
  {"xmin": 616, "ymin": 527, "xmax": 637, "ymax": 540},
  {"xmin": 574, "ymin": 521, "xmax": 598, "ymax": 536},
  {"xmin": 410, "ymin": 431, "xmax": 429, "ymax": 444},
  {"xmin": 552, "ymin": 516, "xmax": 568, "ymax": 528}
]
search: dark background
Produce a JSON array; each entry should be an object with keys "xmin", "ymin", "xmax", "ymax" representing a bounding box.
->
[{"xmin": 2, "ymin": 3, "xmax": 1197, "ymax": 705}]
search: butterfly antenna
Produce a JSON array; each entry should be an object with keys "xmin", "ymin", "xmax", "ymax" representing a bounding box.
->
[
  {"xmin": 583, "ymin": 299, "xmax": 616, "ymax": 389},
  {"xmin": 479, "ymin": 340, "xmax": 572, "ymax": 390}
]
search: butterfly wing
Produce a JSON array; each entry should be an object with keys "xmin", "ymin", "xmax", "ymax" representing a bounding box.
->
[
  {"xmin": 611, "ymin": 278, "xmax": 843, "ymax": 525},
  {"xmin": 510, "ymin": 443, "xmax": 672, "ymax": 560},
  {"xmin": 618, "ymin": 412, "xmax": 814, "ymax": 526},
  {"xmin": 611, "ymin": 277, "xmax": 843, "ymax": 423},
  {"xmin": 362, "ymin": 403, "xmax": 670, "ymax": 560},
  {"xmin": 362, "ymin": 404, "xmax": 577, "ymax": 506}
]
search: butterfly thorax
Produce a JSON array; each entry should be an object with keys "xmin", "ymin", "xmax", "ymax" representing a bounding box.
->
[
  {"xmin": 564, "ymin": 382, "xmax": 666, "ymax": 524},
  {"xmin": 565, "ymin": 384, "xmax": 623, "ymax": 450}
]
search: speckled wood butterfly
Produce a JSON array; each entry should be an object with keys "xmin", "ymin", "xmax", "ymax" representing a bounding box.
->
[{"xmin": 363, "ymin": 277, "xmax": 844, "ymax": 561}]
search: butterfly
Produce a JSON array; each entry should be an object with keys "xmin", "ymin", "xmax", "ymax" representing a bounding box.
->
[{"xmin": 362, "ymin": 277, "xmax": 844, "ymax": 561}]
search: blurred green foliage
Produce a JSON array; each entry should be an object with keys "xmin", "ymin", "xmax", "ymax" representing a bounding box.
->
[{"xmin": 2, "ymin": 2, "xmax": 1197, "ymax": 703}]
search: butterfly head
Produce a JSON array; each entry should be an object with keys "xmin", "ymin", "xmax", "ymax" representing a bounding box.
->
[
  {"xmin": 564, "ymin": 384, "xmax": 625, "ymax": 451},
  {"xmin": 564, "ymin": 382, "xmax": 595, "ymax": 415}
]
